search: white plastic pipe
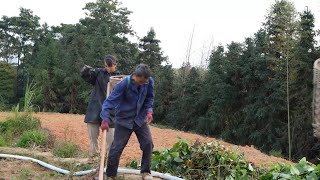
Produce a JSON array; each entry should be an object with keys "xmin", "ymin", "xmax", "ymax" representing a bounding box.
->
[
  {"xmin": 118, "ymin": 167, "xmax": 184, "ymax": 180},
  {"xmin": 0, "ymin": 153, "xmax": 184, "ymax": 180}
]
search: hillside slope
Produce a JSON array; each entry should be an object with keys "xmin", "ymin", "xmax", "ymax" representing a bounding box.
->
[{"xmin": 0, "ymin": 112, "xmax": 292, "ymax": 167}]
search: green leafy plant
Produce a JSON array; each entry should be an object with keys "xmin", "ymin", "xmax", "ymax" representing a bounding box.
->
[
  {"xmin": 23, "ymin": 81, "xmax": 38, "ymax": 113},
  {"xmin": 17, "ymin": 130, "xmax": 49, "ymax": 148},
  {"xmin": 261, "ymin": 158, "xmax": 320, "ymax": 180},
  {"xmin": 53, "ymin": 141, "xmax": 80, "ymax": 158},
  {"xmin": 128, "ymin": 139, "xmax": 259, "ymax": 179},
  {"xmin": 151, "ymin": 138, "xmax": 192, "ymax": 176}
]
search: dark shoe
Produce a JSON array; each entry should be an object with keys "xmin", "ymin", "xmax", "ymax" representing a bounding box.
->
[
  {"xmin": 93, "ymin": 170, "xmax": 116, "ymax": 180},
  {"xmin": 142, "ymin": 173, "xmax": 153, "ymax": 180}
]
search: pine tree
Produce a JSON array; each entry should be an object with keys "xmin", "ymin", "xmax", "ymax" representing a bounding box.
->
[
  {"xmin": 290, "ymin": 8, "xmax": 317, "ymax": 159},
  {"xmin": 138, "ymin": 28, "xmax": 173, "ymax": 124}
]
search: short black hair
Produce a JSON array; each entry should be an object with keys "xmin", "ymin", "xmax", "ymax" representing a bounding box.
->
[
  {"xmin": 104, "ymin": 55, "xmax": 117, "ymax": 66},
  {"xmin": 135, "ymin": 64, "xmax": 151, "ymax": 79}
]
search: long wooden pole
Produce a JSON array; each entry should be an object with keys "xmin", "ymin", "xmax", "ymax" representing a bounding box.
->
[{"xmin": 99, "ymin": 82, "xmax": 111, "ymax": 180}]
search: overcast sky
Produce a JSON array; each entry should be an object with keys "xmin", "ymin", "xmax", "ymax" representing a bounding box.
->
[{"xmin": 1, "ymin": 0, "xmax": 319, "ymax": 67}]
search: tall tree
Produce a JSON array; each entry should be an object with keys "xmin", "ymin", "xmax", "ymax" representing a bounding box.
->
[
  {"xmin": 290, "ymin": 8, "xmax": 318, "ymax": 160},
  {"xmin": 138, "ymin": 28, "xmax": 173, "ymax": 124},
  {"xmin": 81, "ymin": 0, "xmax": 137, "ymax": 73},
  {"xmin": 138, "ymin": 28, "xmax": 167, "ymax": 70},
  {"xmin": 0, "ymin": 8, "xmax": 41, "ymax": 101},
  {"xmin": 263, "ymin": 0, "xmax": 298, "ymax": 155}
]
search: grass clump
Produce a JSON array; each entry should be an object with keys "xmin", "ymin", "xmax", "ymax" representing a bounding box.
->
[
  {"xmin": 20, "ymin": 168, "xmax": 33, "ymax": 180},
  {"xmin": 0, "ymin": 135, "xmax": 6, "ymax": 146},
  {"xmin": 17, "ymin": 130, "xmax": 49, "ymax": 148},
  {"xmin": 53, "ymin": 141, "xmax": 80, "ymax": 158},
  {"xmin": 0, "ymin": 113, "xmax": 41, "ymax": 136},
  {"xmin": 0, "ymin": 113, "xmax": 41, "ymax": 145}
]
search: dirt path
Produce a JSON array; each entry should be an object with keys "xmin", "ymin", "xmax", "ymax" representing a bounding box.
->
[{"xmin": 0, "ymin": 112, "xmax": 292, "ymax": 168}]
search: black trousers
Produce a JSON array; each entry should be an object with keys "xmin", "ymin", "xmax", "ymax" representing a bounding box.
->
[{"xmin": 106, "ymin": 122, "xmax": 153, "ymax": 177}]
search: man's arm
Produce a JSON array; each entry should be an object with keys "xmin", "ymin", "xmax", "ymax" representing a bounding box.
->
[
  {"xmin": 144, "ymin": 77, "xmax": 155, "ymax": 113},
  {"xmin": 100, "ymin": 79, "xmax": 126, "ymax": 123}
]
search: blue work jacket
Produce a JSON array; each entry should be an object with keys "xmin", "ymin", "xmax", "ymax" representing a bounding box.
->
[{"xmin": 100, "ymin": 75, "xmax": 154, "ymax": 129}]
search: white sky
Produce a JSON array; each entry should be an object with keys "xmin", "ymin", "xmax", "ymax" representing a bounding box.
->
[{"xmin": 0, "ymin": 0, "xmax": 319, "ymax": 68}]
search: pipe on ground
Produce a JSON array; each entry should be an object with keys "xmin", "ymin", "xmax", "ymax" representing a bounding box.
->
[{"xmin": 0, "ymin": 153, "xmax": 184, "ymax": 180}]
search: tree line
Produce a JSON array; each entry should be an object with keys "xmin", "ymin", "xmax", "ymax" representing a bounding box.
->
[{"xmin": 0, "ymin": 0, "xmax": 319, "ymax": 162}]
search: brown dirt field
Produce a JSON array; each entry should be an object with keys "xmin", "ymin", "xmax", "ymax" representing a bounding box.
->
[{"xmin": 0, "ymin": 112, "xmax": 292, "ymax": 169}]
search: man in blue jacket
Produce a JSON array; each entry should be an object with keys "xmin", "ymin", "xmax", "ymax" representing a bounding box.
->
[{"xmin": 100, "ymin": 64, "xmax": 154, "ymax": 180}]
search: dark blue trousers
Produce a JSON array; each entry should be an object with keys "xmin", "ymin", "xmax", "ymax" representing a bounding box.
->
[{"xmin": 106, "ymin": 122, "xmax": 153, "ymax": 177}]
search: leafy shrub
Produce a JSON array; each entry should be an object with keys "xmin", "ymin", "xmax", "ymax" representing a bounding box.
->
[
  {"xmin": 17, "ymin": 130, "xmax": 49, "ymax": 148},
  {"xmin": 128, "ymin": 139, "xmax": 259, "ymax": 180},
  {"xmin": 53, "ymin": 141, "xmax": 80, "ymax": 158},
  {"xmin": 261, "ymin": 158, "xmax": 320, "ymax": 180},
  {"xmin": 151, "ymin": 138, "xmax": 192, "ymax": 175},
  {"xmin": 128, "ymin": 139, "xmax": 320, "ymax": 180},
  {"xmin": 1, "ymin": 113, "xmax": 41, "ymax": 136}
]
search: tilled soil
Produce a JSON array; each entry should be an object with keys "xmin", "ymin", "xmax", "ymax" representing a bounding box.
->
[{"xmin": 0, "ymin": 112, "xmax": 292, "ymax": 168}]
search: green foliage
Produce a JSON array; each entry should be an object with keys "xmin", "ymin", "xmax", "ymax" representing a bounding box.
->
[
  {"xmin": 0, "ymin": 62, "xmax": 16, "ymax": 101},
  {"xmin": 136, "ymin": 27, "xmax": 175, "ymax": 125},
  {"xmin": 79, "ymin": 164, "xmax": 93, "ymax": 171},
  {"xmin": 0, "ymin": 0, "xmax": 319, "ymax": 164},
  {"xmin": 128, "ymin": 139, "xmax": 320, "ymax": 179},
  {"xmin": 269, "ymin": 150, "xmax": 284, "ymax": 158},
  {"xmin": 19, "ymin": 168, "xmax": 33, "ymax": 180},
  {"xmin": 138, "ymin": 28, "xmax": 167, "ymax": 70},
  {"xmin": 161, "ymin": 1, "xmax": 318, "ymax": 162},
  {"xmin": 1, "ymin": 114, "xmax": 41, "ymax": 137},
  {"xmin": 17, "ymin": 130, "xmax": 49, "ymax": 148},
  {"xmin": 126, "ymin": 159, "xmax": 140, "ymax": 169},
  {"xmin": 128, "ymin": 139, "xmax": 259, "ymax": 179},
  {"xmin": 261, "ymin": 158, "xmax": 320, "ymax": 180},
  {"xmin": 151, "ymin": 138, "xmax": 192, "ymax": 175},
  {"xmin": 0, "ymin": 135, "xmax": 6, "ymax": 146},
  {"xmin": 53, "ymin": 141, "xmax": 80, "ymax": 158},
  {"xmin": 0, "ymin": 8, "xmax": 41, "ymax": 100},
  {"xmin": 0, "ymin": 96, "xmax": 10, "ymax": 111},
  {"xmin": 0, "ymin": 80, "xmax": 48, "ymax": 148}
]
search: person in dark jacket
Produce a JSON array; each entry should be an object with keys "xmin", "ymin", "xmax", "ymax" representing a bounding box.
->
[
  {"xmin": 80, "ymin": 55, "xmax": 120, "ymax": 164},
  {"xmin": 100, "ymin": 64, "xmax": 154, "ymax": 180}
]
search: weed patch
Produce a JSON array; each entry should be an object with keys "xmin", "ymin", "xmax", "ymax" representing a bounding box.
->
[
  {"xmin": 17, "ymin": 130, "xmax": 49, "ymax": 148},
  {"xmin": 53, "ymin": 141, "xmax": 80, "ymax": 158}
]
